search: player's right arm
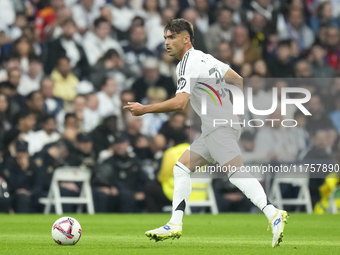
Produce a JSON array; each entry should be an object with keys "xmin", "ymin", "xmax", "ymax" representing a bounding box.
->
[{"xmin": 124, "ymin": 92, "xmax": 190, "ymax": 116}]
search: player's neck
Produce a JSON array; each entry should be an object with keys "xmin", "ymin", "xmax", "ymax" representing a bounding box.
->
[{"xmin": 177, "ymin": 45, "xmax": 193, "ymax": 60}]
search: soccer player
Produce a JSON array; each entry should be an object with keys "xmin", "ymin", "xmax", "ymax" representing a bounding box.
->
[{"xmin": 123, "ymin": 18, "xmax": 288, "ymax": 247}]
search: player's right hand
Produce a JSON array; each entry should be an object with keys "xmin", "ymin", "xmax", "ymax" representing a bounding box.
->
[{"xmin": 123, "ymin": 102, "xmax": 146, "ymax": 116}]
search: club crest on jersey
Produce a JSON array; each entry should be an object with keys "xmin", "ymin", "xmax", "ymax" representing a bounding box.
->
[{"xmin": 177, "ymin": 77, "xmax": 187, "ymax": 90}]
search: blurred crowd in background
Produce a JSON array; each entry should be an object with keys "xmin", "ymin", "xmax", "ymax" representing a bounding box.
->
[{"xmin": 0, "ymin": 0, "xmax": 339, "ymax": 214}]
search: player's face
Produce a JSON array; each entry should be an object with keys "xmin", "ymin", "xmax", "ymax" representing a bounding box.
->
[{"xmin": 164, "ymin": 30, "xmax": 185, "ymax": 58}]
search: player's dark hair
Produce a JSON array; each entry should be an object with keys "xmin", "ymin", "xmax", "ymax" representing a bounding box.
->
[{"xmin": 164, "ymin": 18, "xmax": 194, "ymax": 44}]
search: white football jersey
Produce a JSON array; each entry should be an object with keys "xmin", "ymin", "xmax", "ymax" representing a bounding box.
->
[{"xmin": 176, "ymin": 48, "xmax": 241, "ymax": 136}]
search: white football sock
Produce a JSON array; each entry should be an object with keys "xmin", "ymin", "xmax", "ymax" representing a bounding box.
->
[
  {"xmin": 228, "ymin": 168, "xmax": 277, "ymax": 221},
  {"xmin": 169, "ymin": 161, "xmax": 192, "ymax": 225}
]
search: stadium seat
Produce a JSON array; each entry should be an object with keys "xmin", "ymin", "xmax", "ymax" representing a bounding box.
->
[
  {"xmin": 185, "ymin": 178, "xmax": 219, "ymax": 215},
  {"xmin": 269, "ymin": 177, "xmax": 313, "ymax": 214},
  {"xmin": 39, "ymin": 167, "xmax": 95, "ymax": 215}
]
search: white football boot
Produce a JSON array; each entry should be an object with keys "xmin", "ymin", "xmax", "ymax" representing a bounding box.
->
[
  {"xmin": 145, "ymin": 222, "xmax": 182, "ymax": 242},
  {"xmin": 269, "ymin": 209, "xmax": 289, "ymax": 247}
]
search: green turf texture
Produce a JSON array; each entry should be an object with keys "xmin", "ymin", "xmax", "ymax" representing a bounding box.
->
[{"xmin": 0, "ymin": 213, "xmax": 339, "ymax": 255}]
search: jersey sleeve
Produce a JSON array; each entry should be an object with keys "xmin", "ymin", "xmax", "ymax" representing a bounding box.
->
[
  {"xmin": 213, "ymin": 58, "xmax": 230, "ymax": 76},
  {"xmin": 176, "ymin": 52, "xmax": 199, "ymax": 95}
]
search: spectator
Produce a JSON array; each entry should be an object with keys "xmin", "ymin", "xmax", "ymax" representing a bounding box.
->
[
  {"xmin": 239, "ymin": 62, "xmax": 253, "ymax": 78},
  {"xmin": 83, "ymin": 17, "xmax": 124, "ymax": 66},
  {"xmin": 24, "ymin": 115, "xmax": 60, "ymax": 156},
  {"xmin": 122, "ymin": 25, "xmax": 154, "ymax": 79},
  {"xmin": 17, "ymin": 56, "xmax": 43, "ymax": 96},
  {"xmin": 25, "ymin": 90, "xmax": 45, "ymax": 130},
  {"xmin": 90, "ymin": 49, "xmax": 126, "ymax": 91},
  {"xmin": 217, "ymin": 42, "xmax": 233, "ymax": 65},
  {"xmin": 107, "ymin": 0, "xmax": 136, "ymax": 33},
  {"xmin": 62, "ymin": 113, "xmax": 80, "ymax": 142},
  {"xmin": 306, "ymin": 94, "xmax": 336, "ymax": 136},
  {"xmin": 182, "ymin": 8, "xmax": 207, "ymax": 53},
  {"xmin": 71, "ymin": 0, "xmax": 102, "ymax": 34},
  {"xmin": 232, "ymin": 25, "xmax": 261, "ymax": 67},
  {"xmin": 140, "ymin": 87, "xmax": 169, "ymax": 138},
  {"xmin": 219, "ymin": 0, "xmax": 247, "ymax": 25},
  {"xmin": 32, "ymin": 140, "xmax": 79, "ymax": 212},
  {"xmin": 305, "ymin": 130, "xmax": 333, "ymax": 207},
  {"xmin": 140, "ymin": 0, "xmax": 162, "ymax": 41},
  {"xmin": 83, "ymin": 93, "xmax": 101, "ymax": 132},
  {"xmin": 159, "ymin": 112, "xmax": 186, "ymax": 143},
  {"xmin": 253, "ymin": 59, "xmax": 269, "ymax": 77},
  {"xmin": 247, "ymin": 0, "xmax": 284, "ymax": 35},
  {"xmin": 329, "ymin": 93, "xmax": 340, "ymax": 134},
  {"xmin": 69, "ymin": 132, "xmax": 96, "ymax": 169},
  {"xmin": 310, "ymin": 1, "xmax": 339, "ymax": 36},
  {"xmin": 309, "ymin": 43, "xmax": 336, "ymax": 79},
  {"xmin": 51, "ymin": 56, "xmax": 79, "ymax": 102},
  {"xmin": 159, "ymin": 49, "xmax": 177, "ymax": 84},
  {"xmin": 255, "ymin": 109, "xmax": 300, "ymax": 163},
  {"xmin": 8, "ymin": 12, "xmax": 27, "ymax": 41},
  {"xmin": 44, "ymin": 18, "xmax": 90, "ymax": 80},
  {"xmin": 34, "ymin": 0, "xmax": 65, "ymax": 41},
  {"xmin": 267, "ymin": 40, "xmax": 295, "ymax": 77},
  {"xmin": 325, "ymin": 26, "xmax": 340, "ymax": 70},
  {"xmin": 50, "ymin": 7, "xmax": 74, "ymax": 40},
  {"xmin": 97, "ymin": 77, "xmax": 121, "ymax": 118},
  {"xmin": 0, "ymin": 54, "xmax": 21, "ymax": 82},
  {"xmin": 5, "ymin": 141, "xmax": 35, "ymax": 213},
  {"xmin": 0, "ymin": 0, "xmax": 15, "ymax": 29},
  {"xmin": 239, "ymin": 131, "xmax": 270, "ymax": 164},
  {"xmin": 40, "ymin": 77, "xmax": 64, "ymax": 117},
  {"xmin": 294, "ymin": 60, "xmax": 313, "ymax": 78},
  {"xmin": 206, "ymin": 8, "xmax": 234, "ymax": 57},
  {"xmin": 131, "ymin": 57, "xmax": 175, "ymax": 103},
  {"xmin": 194, "ymin": 0, "xmax": 213, "ymax": 34},
  {"xmin": 9, "ymin": 34, "xmax": 35, "ymax": 73},
  {"xmin": 0, "ymin": 93, "xmax": 11, "ymax": 142},
  {"xmin": 245, "ymin": 74, "xmax": 272, "ymax": 121},
  {"xmin": 91, "ymin": 115, "xmax": 118, "ymax": 158},
  {"xmin": 3, "ymin": 111, "xmax": 36, "ymax": 150},
  {"xmin": 278, "ymin": 9, "xmax": 314, "ymax": 52},
  {"xmin": 117, "ymin": 89, "xmax": 135, "ymax": 131},
  {"xmin": 146, "ymin": 7, "xmax": 174, "ymax": 52}
]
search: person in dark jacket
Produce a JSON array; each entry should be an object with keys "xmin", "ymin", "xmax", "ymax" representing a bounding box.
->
[
  {"xmin": 43, "ymin": 18, "xmax": 90, "ymax": 80},
  {"xmin": 4, "ymin": 141, "xmax": 36, "ymax": 213},
  {"xmin": 92, "ymin": 134, "xmax": 148, "ymax": 212}
]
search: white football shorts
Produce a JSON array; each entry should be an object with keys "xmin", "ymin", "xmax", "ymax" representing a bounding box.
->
[{"xmin": 189, "ymin": 127, "xmax": 241, "ymax": 166}]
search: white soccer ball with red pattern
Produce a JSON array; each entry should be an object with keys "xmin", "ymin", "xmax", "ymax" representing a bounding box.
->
[{"xmin": 52, "ymin": 217, "xmax": 82, "ymax": 245}]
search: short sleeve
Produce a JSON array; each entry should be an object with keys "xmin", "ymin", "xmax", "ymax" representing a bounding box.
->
[
  {"xmin": 176, "ymin": 52, "xmax": 198, "ymax": 95},
  {"xmin": 213, "ymin": 58, "xmax": 230, "ymax": 76}
]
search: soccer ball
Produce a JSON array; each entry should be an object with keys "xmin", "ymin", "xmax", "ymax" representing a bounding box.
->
[{"xmin": 52, "ymin": 216, "xmax": 82, "ymax": 245}]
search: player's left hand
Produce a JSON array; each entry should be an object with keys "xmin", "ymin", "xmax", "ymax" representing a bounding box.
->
[{"xmin": 123, "ymin": 102, "xmax": 146, "ymax": 116}]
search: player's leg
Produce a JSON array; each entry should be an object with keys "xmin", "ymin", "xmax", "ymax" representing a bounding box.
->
[
  {"xmin": 145, "ymin": 140, "xmax": 210, "ymax": 241},
  {"xmin": 168, "ymin": 149, "xmax": 209, "ymax": 224},
  {"xmin": 206, "ymin": 127, "xmax": 288, "ymax": 247}
]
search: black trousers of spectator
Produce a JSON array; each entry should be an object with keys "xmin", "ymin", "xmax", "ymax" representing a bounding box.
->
[
  {"xmin": 144, "ymin": 180, "xmax": 172, "ymax": 212},
  {"xmin": 0, "ymin": 197, "xmax": 11, "ymax": 213},
  {"xmin": 93, "ymin": 188, "xmax": 118, "ymax": 213},
  {"xmin": 12, "ymin": 194, "xmax": 31, "ymax": 213},
  {"xmin": 93, "ymin": 187, "xmax": 143, "ymax": 213}
]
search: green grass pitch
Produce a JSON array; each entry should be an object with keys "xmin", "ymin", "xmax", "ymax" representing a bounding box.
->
[{"xmin": 0, "ymin": 213, "xmax": 339, "ymax": 255}]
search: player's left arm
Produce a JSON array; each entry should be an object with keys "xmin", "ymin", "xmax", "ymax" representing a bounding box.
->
[{"xmin": 123, "ymin": 92, "xmax": 190, "ymax": 116}]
